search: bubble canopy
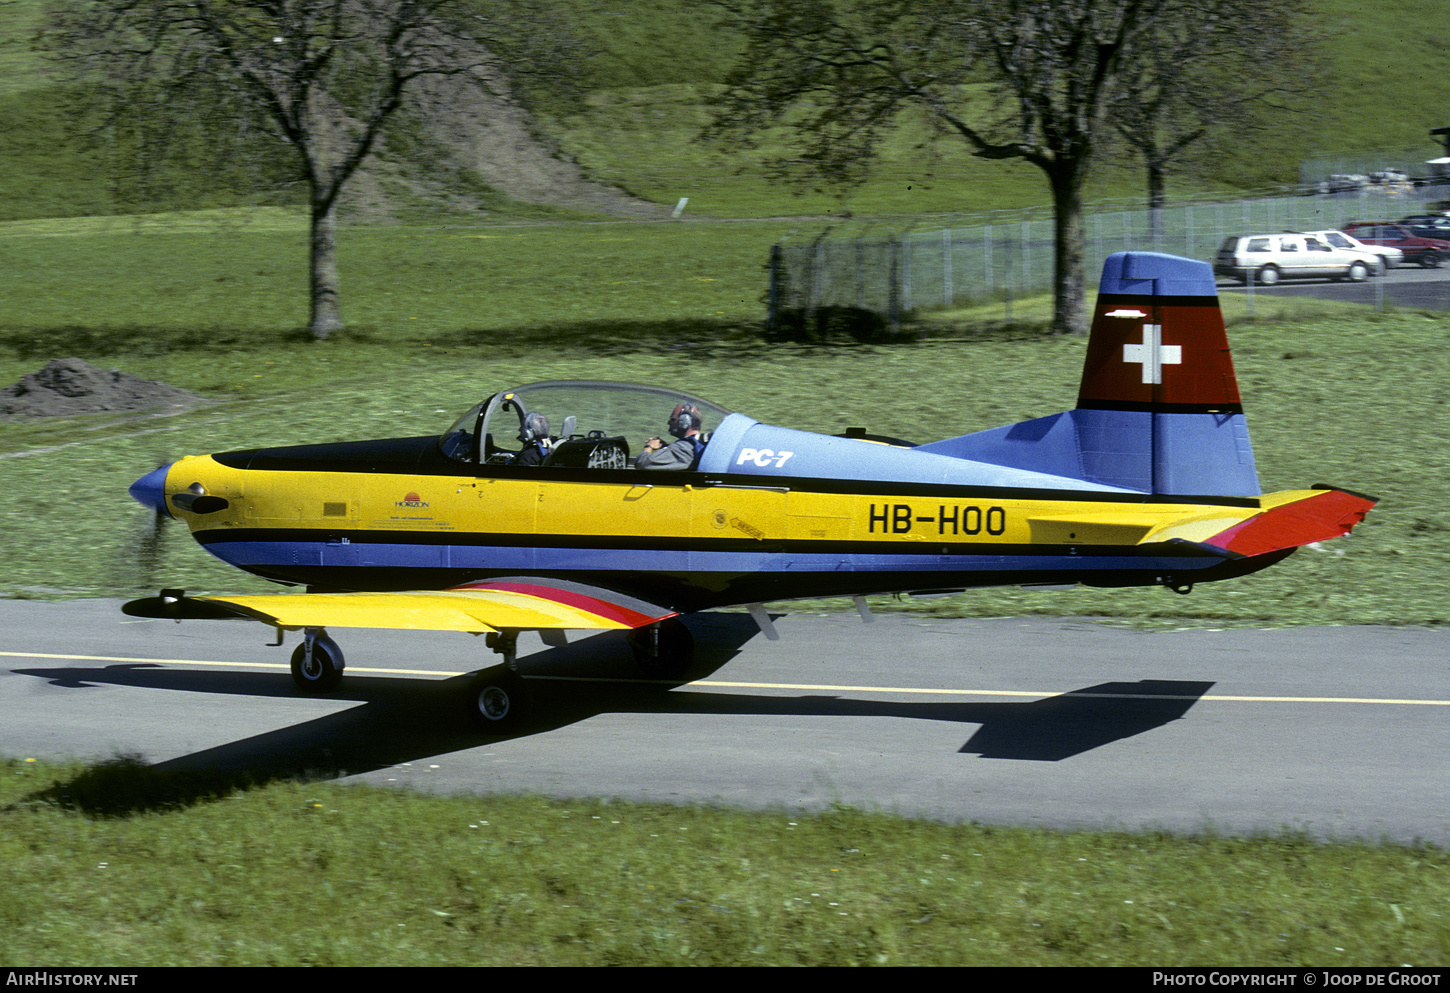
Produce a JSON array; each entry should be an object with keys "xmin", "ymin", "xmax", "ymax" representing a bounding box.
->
[{"xmin": 438, "ymin": 381, "xmax": 734, "ymax": 464}]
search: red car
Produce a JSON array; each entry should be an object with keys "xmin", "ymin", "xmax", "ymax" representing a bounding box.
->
[{"xmin": 1342, "ymin": 222, "xmax": 1450, "ymax": 268}]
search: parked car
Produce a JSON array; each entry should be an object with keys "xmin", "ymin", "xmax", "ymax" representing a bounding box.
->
[
  {"xmin": 1300, "ymin": 230, "xmax": 1401, "ymax": 270},
  {"xmin": 1213, "ymin": 233, "xmax": 1378, "ymax": 285},
  {"xmin": 1397, "ymin": 214, "xmax": 1450, "ymax": 239},
  {"xmin": 1342, "ymin": 222, "xmax": 1450, "ymax": 268}
]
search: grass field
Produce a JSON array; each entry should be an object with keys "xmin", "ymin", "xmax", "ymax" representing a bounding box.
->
[{"xmin": 2, "ymin": 756, "xmax": 1446, "ymax": 966}]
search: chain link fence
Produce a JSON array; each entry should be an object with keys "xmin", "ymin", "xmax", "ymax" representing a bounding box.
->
[{"xmin": 766, "ymin": 186, "xmax": 1447, "ymax": 337}]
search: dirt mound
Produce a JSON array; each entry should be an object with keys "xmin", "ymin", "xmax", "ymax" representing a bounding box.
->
[{"xmin": 0, "ymin": 358, "xmax": 204, "ymax": 419}]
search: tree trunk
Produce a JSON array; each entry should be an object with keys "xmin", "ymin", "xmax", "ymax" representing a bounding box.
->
[
  {"xmin": 1147, "ymin": 160, "xmax": 1166, "ymax": 249},
  {"xmin": 1048, "ymin": 163, "xmax": 1088, "ymax": 336},
  {"xmin": 309, "ymin": 199, "xmax": 343, "ymax": 340}
]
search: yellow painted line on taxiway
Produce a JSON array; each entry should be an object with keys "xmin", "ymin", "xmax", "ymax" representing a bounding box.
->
[
  {"xmin": 0, "ymin": 650, "xmax": 447, "ymax": 678},
  {"xmin": 6, "ymin": 651, "xmax": 1446, "ymax": 707},
  {"xmin": 679, "ymin": 679, "xmax": 1450, "ymax": 706}
]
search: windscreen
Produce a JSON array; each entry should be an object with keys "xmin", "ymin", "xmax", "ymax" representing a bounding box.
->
[{"xmin": 440, "ymin": 383, "xmax": 733, "ymax": 464}]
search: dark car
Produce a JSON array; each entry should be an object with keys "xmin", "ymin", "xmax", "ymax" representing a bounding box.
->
[
  {"xmin": 1342, "ymin": 222, "xmax": 1450, "ymax": 268},
  {"xmin": 1398, "ymin": 214, "xmax": 1450, "ymax": 240}
]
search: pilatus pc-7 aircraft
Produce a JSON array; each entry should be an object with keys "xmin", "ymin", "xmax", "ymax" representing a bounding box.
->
[{"xmin": 126, "ymin": 252, "xmax": 1375, "ymax": 729}]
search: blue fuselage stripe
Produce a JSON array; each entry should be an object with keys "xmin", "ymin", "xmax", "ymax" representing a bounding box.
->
[{"xmin": 201, "ymin": 537, "xmax": 1217, "ymax": 578}]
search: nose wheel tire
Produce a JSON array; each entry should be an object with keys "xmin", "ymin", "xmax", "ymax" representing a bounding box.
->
[{"xmin": 290, "ymin": 635, "xmax": 344, "ymax": 693}]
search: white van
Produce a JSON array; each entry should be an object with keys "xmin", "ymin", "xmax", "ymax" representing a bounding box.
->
[{"xmin": 1213, "ymin": 233, "xmax": 1378, "ymax": 285}]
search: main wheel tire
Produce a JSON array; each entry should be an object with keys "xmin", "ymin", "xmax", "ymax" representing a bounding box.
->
[
  {"xmin": 1346, "ymin": 261, "xmax": 1369, "ymax": 282},
  {"xmin": 1421, "ymin": 250, "xmax": 1440, "ymax": 269},
  {"xmin": 1256, "ymin": 265, "xmax": 1281, "ymax": 286},
  {"xmin": 627, "ymin": 619, "xmax": 695, "ymax": 679},
  {"xmin": 466, "ymin": 667, "xmax": 531, "ymax": 732},
  {"xmin": 290, "ymin": 635, "xmax": 344, "ymax": 693}
]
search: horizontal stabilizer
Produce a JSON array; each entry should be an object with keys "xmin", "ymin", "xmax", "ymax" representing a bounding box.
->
[
  {"xmin": 1199, "ymin": 488, "xmax": 1377, "ymax": 557},
  {"xmin": 1018, "ymin": 487, "xmax": 1376, "ymax": 558}
]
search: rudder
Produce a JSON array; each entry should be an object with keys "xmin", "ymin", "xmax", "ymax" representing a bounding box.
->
[{"xmin": 1077, "ymin": 251, "xmax": 1258, "ymax": 498}]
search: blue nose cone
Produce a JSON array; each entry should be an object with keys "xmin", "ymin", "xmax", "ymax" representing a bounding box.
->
[{"xmin": 129, "ymin": 463, "xmax": 173, "ymax": 515}]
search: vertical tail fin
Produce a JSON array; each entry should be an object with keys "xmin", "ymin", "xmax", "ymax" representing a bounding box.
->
[
  {"xmin": 915, "ymin": 252, "xmax": 1260, "ymax": 499},
  {"xmin": 1077, "ymin": 251, "xmax": 1258, "ymax": 498}
]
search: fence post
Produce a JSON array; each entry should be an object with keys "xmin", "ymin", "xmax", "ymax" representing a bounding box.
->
[
  {"xmin": 888, "ymin": 236, "xmax": 901, "ymax": 334},
  {"xmin": 766, "ymin": 243, "xmax": 781, "ymax": 335},
  {"xmin": 855, "ymin": 231, "xmax": 867, "ymax": 310},
  {"xmin": 811, "ymin": 238, "xmax": 825, "ymax": 330},
  {"xmin": 942, "ymin": 228, "xmax": 953, "ymax": 308},
  {"xmin": 1004, "ymin": 227, "xmax": 1014, "ymax": 321},
  {"xmin": 1020, "ymin": 221, "xmax": 1030, "ymax": 297},
  {"xmin": 984, "ymin": 225, "xmax": 993, "ymax": 296},
  {"xmin": 901, "ymin": 231, "xmax": 913, "ymax": 314}
]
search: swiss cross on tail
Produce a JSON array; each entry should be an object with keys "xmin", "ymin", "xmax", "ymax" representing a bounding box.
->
[
  {"xmin": 1122, "ymin": 324, "xmax": 1179, "ymax": 384},
  {"xmin": 1079, "ymin": 253, "xmax": 1242, "ymax": 414}
]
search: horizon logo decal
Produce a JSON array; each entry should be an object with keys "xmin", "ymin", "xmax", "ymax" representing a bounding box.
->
[{"xmin": 395, "ymin": 491, "xmax": 429, "ymax": 509}]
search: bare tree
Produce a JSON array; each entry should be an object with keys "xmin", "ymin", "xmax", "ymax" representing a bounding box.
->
[
  {"xmin": 1108, "ymin": 0, "xmax": 1320, "ymax": 241},
  {"xmin": 46, "ymin": 0, "xmax": 585, "ymax": 339},
  {"xmin": 708, "ymin": 0, "xmax": 1310, "ymax": 335}
]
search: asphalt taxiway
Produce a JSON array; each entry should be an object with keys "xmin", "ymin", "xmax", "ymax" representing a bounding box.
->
[{"xmin": 2, "ymin": 599, "xmax": 1445, "ymax": 843}]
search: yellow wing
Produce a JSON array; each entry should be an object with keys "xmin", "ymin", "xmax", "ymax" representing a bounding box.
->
[{"xmin": 123, "ymin": 580, "xmax": 677, "ymax": 634}]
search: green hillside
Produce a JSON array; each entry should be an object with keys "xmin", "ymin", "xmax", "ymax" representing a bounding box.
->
[{"xmin": 2, "ymin": 0, "xmax": 1446, "ymax": 223}]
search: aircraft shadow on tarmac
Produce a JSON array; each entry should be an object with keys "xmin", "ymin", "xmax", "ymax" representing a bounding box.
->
[{"xmin": 14, "ymin": 612, "xmax": 1216, "ymax": 811}]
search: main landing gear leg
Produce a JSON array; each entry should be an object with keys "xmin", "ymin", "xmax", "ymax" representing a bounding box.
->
[
  {"xmin": 627, "ymin": 618, "xmax": 695, "ymax": 679},
  {"xmin": 290, "ymin": 627, "xmax": 345, "ymax": 693},
  {"xmin": 465, "ymin": 629, "xmax": 532, "ymax": 732}
]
